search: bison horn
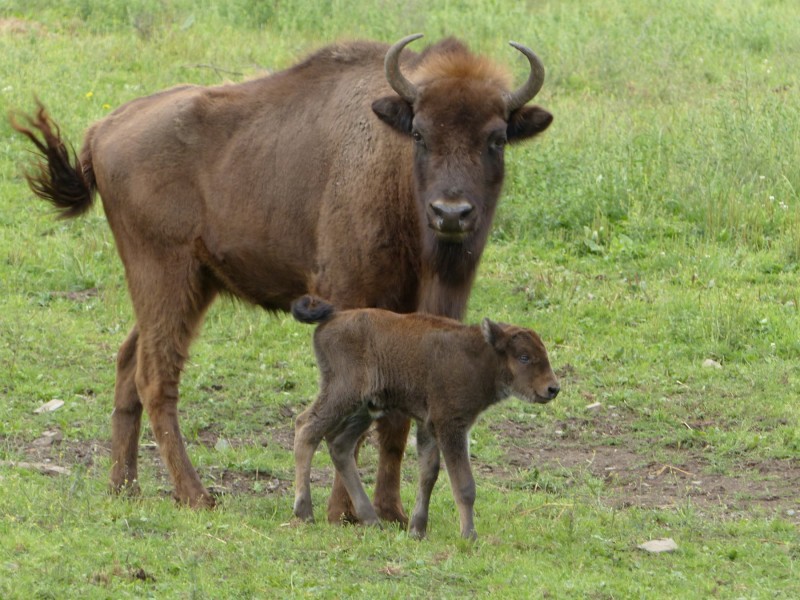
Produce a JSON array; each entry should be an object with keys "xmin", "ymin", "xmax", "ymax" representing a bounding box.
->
[
  {"xmin": 503, "ymin": 42, "xmax": 545, "ymax": 114},
  {"xmin": 385, "ymin": 33, "xmax": 423, "ymax": 104}
]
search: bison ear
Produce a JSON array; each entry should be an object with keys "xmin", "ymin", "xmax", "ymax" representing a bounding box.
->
[
  {"xmin": 481, "ymin": 318, "xmax": 507, "ymax": 350},
  {"xmin": 507, "ymin": 106, "xmax": 553, "ymax": 144},
  {"xmin": 372, "ymin": 96, "xmax": 414, "ymax": 135}
]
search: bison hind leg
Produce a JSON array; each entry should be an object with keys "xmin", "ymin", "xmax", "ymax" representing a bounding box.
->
[
  {"xmin": 109, "ymin": 326, "xmax": 144, "ymax": 496},
  {"xmin": 123, "ymin": 249, "xmax": 219, "ymax": 509}
]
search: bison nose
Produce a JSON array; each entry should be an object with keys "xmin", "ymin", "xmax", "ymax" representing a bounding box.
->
[
  {"xmin": 547, "ymin": 385, "xmax": 560, "ymax": 399},
  {"xmin": 428, "ymin": 199, "xmax": 476, "ymax": 236}
]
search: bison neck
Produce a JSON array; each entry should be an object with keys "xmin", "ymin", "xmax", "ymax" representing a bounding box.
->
[{"xmin": 418, "ymin": 241, "xmax": 481, "ymax": 320}]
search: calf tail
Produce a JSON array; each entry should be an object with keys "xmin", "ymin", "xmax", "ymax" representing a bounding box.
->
[
  {"xmin": 291, "ymin": 295, "xmax": 336, "ymax": 324},
  {"xmin": 9, "ymin": 100, "xmax": 96, "ymax": 219}
]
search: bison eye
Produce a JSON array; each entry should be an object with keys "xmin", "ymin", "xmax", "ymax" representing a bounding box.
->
[
  {"xmin": 518, "ymin": 354, "xmax": 530, "ymax": 364},
  {"xmin": 490, "ymin": 136, "xmax": 507, "ymax": 152},
  {"xmin": 412, "ymin": 130, "xmax": 426, "ymax": 148}
]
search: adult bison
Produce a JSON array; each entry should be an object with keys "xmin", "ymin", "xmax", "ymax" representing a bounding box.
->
[{"xmin": 11, "ymin": 34, "xmax": 552, "ymax": 524}]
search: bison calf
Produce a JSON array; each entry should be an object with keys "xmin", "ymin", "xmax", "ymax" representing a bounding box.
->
[{"xmin": 291, "ymin": 295, "xmax": 559, "ymax": 540}]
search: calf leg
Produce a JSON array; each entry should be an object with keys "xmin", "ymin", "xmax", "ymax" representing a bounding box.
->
[
  {"xmin": 327, "ymin": 412, "xmax": 380, "ymax": 526},
  {"xmin": 409, "ymin": 422, "xmax": 441, "ymax": 539},
  {"xmin": 327, "ymin": 411, "xmax": 411, "ymax": 526},
  {"xmin": 438, "ymin": 426, "xmax": 477, "ymax": 540},
  {"xmin": 109, "ymin": 326, "xmax": 143, "ymax": 495},
  {"xmin": 326, "ymin": 437, "xmax": 363, "ymax": 524},
  {"xmin": 293, "ymin": 407, "xmax": 325, "ymax": 522}
]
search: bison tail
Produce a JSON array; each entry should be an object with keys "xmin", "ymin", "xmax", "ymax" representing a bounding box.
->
[
  {"xmin": 9, "ymin": 100, "xmax": 96, "ymax": 219},
  {"xmin": 291, "ymin": 295, "xmax": 336, "ymax": 324}
]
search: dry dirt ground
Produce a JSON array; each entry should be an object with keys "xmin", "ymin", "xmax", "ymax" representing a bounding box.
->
[{"xmin": 7, "ymin": 408, "xmax": 800, "ymax": 525}]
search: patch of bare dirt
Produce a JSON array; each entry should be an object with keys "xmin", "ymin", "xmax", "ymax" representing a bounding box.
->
[
  {"xmin": 7, "ymin": 414, "xmax": 800, "ymax": 524},
  {"xmin": 489, "ymin": 415, "xmax": 800, "ymax": 523},
  {"xmin": 0, "ymin": 18, "xmax": 45, "ymax": 36}
]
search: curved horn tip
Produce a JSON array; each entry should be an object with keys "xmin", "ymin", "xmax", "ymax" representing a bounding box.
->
[
  {"xmin": 504, "ymin": 41, "xmax": 546, "ymax": 113},
  {"xmin": 508, "ymin": 41, "xmax": 544, "ymax": 64},
  {"xmin": 385, "ymin": 34, "xmax": 424, "ymax": 104},
  {"xmin": 399, "ymin": 33, "xmax": 424, "ymax": 43}
]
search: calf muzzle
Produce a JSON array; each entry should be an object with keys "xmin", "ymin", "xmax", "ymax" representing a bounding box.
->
[{"xmin": 533, "ymin": 383, "xmax": 560, "ymax": 404}]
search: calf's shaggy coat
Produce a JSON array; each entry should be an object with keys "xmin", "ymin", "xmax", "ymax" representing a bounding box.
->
[{"xmin": 291, "ymin": 295, "xmax": 560, "ymax": 539}]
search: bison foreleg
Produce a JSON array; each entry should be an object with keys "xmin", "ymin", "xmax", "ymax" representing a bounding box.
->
[{"xmin": 371, "ymin": 411, "xmax": 411, "ymax": 526}]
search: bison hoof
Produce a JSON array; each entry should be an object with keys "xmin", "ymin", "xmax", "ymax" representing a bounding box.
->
[
  {"xmin": 109, "ymin": 479, "xmax": 141, "ymax": 497},
  {"xmin": 175, "ymin": 491, "xmax": 216, "ymax": 510},
  {"xmin": 327, "ymin": 493, "xmax": 358, "ymax": 525},
  {"xmin": 374, "ymin": 502, "xmax": 409, "ymax": 527}
]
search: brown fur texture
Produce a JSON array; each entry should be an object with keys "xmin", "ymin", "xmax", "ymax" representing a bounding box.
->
[
  {"xmin": 292, "ymin": 295, "xmax": 560, "ymax": 540},
  {"xmin": 9, "ymin": 37, "xmax": 552, "ymax": 521}
]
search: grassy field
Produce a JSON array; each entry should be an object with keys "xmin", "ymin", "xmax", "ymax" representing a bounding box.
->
[{"xmin": 1, "ymin": 0, "xmax": 799, "ymax": 597}]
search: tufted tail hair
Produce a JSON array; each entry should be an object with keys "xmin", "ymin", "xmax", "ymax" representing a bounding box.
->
[{"xmin": 9, "ymin": 100, "xmax": 96, "ymax": 219}]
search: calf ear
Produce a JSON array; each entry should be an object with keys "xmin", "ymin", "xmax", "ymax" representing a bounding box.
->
[
  {"xmin": 507, "ymin": 106, "xmax": 553, "ymax": 144},
  {"xmin": 372, "ymin": 96, "xmax": 414, "ymax": 136},
  {"xmin": 481, "ymin": 318, "xmax": 507, "ymax": 350}
]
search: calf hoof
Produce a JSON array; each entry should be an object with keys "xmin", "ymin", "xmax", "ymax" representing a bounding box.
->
[
  {"xmin": 408, "ymin": 516, "xmax": 428, "ymax": 540},
  {"xmin": 294, "ymin": 499, "xmax": 315, "ymax": 523},
  {"xmin": 359, "ymin": 512, "xmax": 383, "ymax": 528}
]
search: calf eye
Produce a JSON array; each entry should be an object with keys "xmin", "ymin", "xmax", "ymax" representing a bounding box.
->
[{"xmin": 518, "ymin": 354, "xmax": 530, "ymax": 364}]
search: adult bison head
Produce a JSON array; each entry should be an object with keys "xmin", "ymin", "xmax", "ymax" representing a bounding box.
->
[{"xmin": 372, "ymin": 34, "xmax": 553, "ymax": 256}]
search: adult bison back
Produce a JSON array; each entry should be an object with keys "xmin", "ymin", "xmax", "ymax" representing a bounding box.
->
[{"xmin": 10, "ymin": 34, "xmax": 552, "ymax": 524}]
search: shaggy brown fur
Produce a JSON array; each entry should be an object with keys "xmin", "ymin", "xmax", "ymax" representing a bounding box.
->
[
  {"xmin": 9, "ymin": 36, "xmax": 552, "ymax": 523},
  {"xmin": 291, "ymin": 295, "xmax": 560, "ymax": 540}
]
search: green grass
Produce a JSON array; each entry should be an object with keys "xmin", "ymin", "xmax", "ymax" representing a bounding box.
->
[{"xmin": 1, "ymin": 0, "xmax": 799, "ymax": 597}]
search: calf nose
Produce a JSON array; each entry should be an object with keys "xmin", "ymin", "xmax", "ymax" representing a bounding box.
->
[
  {"xmin": 547, "ymin": 385, "xmax": 560, "ymax": 399},
  {"xmin": 429, "ymin": 199, "xmax": 475, "ymax": 233}
]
